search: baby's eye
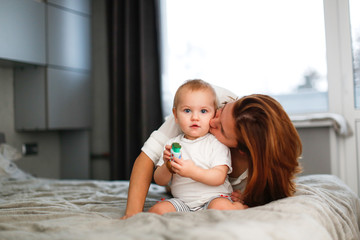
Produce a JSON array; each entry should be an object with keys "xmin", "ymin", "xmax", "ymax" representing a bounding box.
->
[
  {"xmin": 201, "ymin": 109, "xmax": 208, "ymax": 113},
  {"xmin": 184, "ymin": 109, "xmax": 191, "ymax": 113}
]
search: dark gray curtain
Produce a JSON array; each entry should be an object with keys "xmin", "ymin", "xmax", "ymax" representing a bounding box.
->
[{"xmin": 107, "ymin": 0, "xmax": 163, "ymax": 180}]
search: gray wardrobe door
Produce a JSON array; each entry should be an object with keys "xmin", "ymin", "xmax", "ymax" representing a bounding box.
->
[
  {"xmin": 0, "ymin": 0, "xmax": 46, "ymax": 64},
  {"xmin": 47, "ymin": 5, "xmax": 91, "ymax": 71},
  {"xmin": 14, "ymin": 67, "xmax": 47, "ymax": 130},
  {"xmin": 47, "ymin": 0, "xmax": 91, "ymax": 15},
  {"xmin": 47, "ymin": 68, "xmax": 91, "ymax": 129}
]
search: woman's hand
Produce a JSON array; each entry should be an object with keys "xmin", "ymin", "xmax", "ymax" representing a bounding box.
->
[
  {"xmin": 231, "ymin": 189, "xmax": 245, "ymax": 203},
  {"xmin": 120, "ymin": 213, "xmax": 135, "ymax": 220},
  {"xmin": 231, "ymin": 190, "xmax": 248, "ymax": 209},
  {"xmin": 122, "ymin": 152, "xmax": 154, "ymax": 220}
]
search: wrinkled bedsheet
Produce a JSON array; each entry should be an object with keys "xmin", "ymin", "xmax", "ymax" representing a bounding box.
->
[{"xmin": 0, "ymin": 174, "xmax": 359, "ymax": 240}]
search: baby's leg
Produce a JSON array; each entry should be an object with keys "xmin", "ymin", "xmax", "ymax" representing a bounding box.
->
[
  {"xmin": 148, "ymin": 201, "xmax": 176, "ymax": 215},
  {"xmin": 207, "ymin": 197, "xmax": 247, "ymax": 210}
]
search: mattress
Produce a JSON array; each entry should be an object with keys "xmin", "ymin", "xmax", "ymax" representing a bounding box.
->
[{"xmin": 0, "ymin": 174, "xmax": 359, "ymax": 240}]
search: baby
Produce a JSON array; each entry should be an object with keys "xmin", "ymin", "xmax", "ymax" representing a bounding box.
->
[{"xmin": 148, "ymin": 79, "xmax": 241, "ymax": 214}]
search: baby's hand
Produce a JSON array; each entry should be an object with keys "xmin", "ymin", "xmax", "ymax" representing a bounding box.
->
[
  {"xmin": 163, "ymin": 145, "xmax": 174, "ymax": 173},
  {"xmin": 163, "ymin": 145, "xmax": 172, "ymax": 162},
  {"xmin": 171, "ymin": 157, "xmax": 196, "ymax": 178}
]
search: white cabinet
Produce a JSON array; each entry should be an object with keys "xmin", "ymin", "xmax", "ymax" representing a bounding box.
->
[
  {"xmin": 14, "ymin": 0, "xmax": 92, "ymax": 130},
  {"xmin": 47, "ymin": 4, "xmax": 91, "ymax": 70},
  {"xmin": 47, "ymin": 0, "xmax": 91, "ymax": 14},
  {"xmin": 47, "ymin": 68, "xmax": 91, "ymax": 129},
  {"xmin": 14, "ymin": 67, "xmax": 47, "ymax": 130},
  {"xmin": 0, "ymin": 0, "xmax": 46, "ymax": 65},
  {"xmin": 10, "ymin": 0, "xmax": 92, "ymax": 179},
  {"xmin": 14, "ymin": 67, "xmax": 91, "ymax": 130}
]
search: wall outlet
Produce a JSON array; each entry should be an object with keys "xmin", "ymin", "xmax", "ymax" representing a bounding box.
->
[{"xmin": 22, "ymin": 143, "xmax": 38, "ymax": 156}]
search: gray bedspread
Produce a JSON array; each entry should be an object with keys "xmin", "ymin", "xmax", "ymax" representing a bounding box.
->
[{"xmin": 0, "ymin": 174, "xmax": 359, "ymax": 240}]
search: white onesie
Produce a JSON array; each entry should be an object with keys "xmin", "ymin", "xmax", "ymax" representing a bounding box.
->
[{"xmin": 157, "ymin": 133, "xmax": 232, "ymax": 209}]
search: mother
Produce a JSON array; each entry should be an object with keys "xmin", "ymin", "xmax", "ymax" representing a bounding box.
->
[{"xmin": 122, "ymin": 86, "xmax": 302, "ymax": 219}]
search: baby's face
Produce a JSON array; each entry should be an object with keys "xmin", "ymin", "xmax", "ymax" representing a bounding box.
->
[{"xmin": 173, "ymin": 89, "xmax": 216, "ymax": 140}]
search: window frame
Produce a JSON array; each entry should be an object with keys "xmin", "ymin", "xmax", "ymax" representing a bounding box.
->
[{"xmin": 324, "ymin": 0, "xmax": 359, "ymax": 195}]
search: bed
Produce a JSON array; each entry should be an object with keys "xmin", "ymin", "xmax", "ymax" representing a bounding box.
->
[{"xmin": 0, "ymin": 147, "xmax": 360, "ymax": 239}]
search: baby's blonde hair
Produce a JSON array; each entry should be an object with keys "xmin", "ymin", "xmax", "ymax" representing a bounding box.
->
[{"xmin": 173, "ymin": 79, "xmax": 218, "ymax": 109}]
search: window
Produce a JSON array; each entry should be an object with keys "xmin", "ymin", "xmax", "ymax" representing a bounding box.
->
[
  {"xmin": 349, "ymin": 0, "xmax": 360, "ymax": 108},
  {"xmin": 160, "ymin": 0, "xmax": 328, "ymax": 117}
]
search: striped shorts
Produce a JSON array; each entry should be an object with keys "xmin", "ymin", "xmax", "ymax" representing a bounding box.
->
[{"xmin": 166, "ymin": 195, "xmax": 232, "ymax": 212}]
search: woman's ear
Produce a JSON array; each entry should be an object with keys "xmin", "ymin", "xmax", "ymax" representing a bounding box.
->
[{"xmin": 238, "ymin": 150, "xmax": 246, "ymax": 156}]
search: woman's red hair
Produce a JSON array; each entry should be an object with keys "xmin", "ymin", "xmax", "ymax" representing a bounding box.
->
[{"xmin": 233, "ymin": 94, "xmax": 302, "ymax": 207}]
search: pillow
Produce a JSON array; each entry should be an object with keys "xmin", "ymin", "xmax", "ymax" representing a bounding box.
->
[
  {"xmin": 0, "ymin": 143, "xmax": 22, "ymax": 161},
  {"xmin": 0, "ymin": 144, "xmax": 32, "ymax": 181}
]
